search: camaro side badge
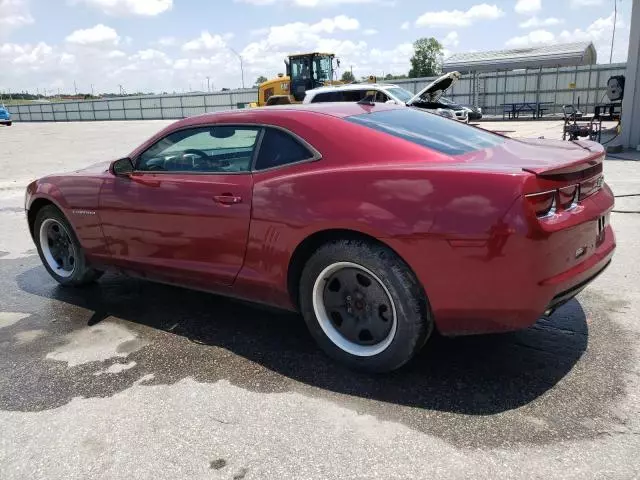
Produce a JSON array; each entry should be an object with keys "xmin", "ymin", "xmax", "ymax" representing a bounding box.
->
[{"xmin": 72, "ymin": 210, "xmax": 96, "ymax": 216}]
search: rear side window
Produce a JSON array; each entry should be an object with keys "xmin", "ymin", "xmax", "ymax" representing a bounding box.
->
[
  {"xmin": 346, "ymin": 108, "xmax": 504, "ymax": 155},
  {"xmin": 311, "ymin": 90, "xmax": 369, "ymax": 103},
  {"xmin": 311, "ymin": 92, "xmax": 338, "ymax": 103},
  {"xmin": 254, "ymin": 128, "xmax": 315, "ymax": 170}
]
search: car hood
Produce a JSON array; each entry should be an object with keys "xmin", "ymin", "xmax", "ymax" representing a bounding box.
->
[
  {"xmin": 68, "ymin": 160, "xmax": 113, "ymax": 176},
  {"xmin": 407, "ymin": 71, "xmax": 461, "ymax": 106}
]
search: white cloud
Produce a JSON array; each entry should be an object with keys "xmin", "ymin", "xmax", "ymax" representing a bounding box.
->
[
  {"xmin": 400, "ymin": 21, "xmax": 410, "ymax": 30},
  {"xmin": 363, "ymin": 28, "xmax": 378, "ymax": 35},
  {"xmin": 10, "ymin": 42, "xmax": 53, "ymax": 65},
  {"xmin": 182, "ymin": 32, "xmax": 227, "ymax": 52},
  {"xmin": 442, "ymin": 31, "xmax": 459, "ymax": 47},
  {"xmin": 107, "ymin": 50, "xmax": 126, "ymax": 58},
  {"xmin": 71, "ymin": 0, "xmax": 172, "ymax": 16},
  {"xmin": 504, "ymin": 11, "xmax": 629, "ymax": 62},
  {"xmin": 416, "ymin": 4, "xmax": 504, "ymax": 28},
  {"xmin": 311, "ymin": 15, "xmax": 359, "ymax": 32},
  {"xmin": 364, "ymin": 42, "xmax": 413, "ymax": 77},
  {"xmin": 505, "ymin": 29, "xmax": 555, "ymax": 47},
  {"xmin": 570, "ymin": 0, "xmax": 603, "ymax": 6},
  {"xmin": 519, "ymin": 16, "xmax": 563, "ymax": 28},
  {"xmin": 514, "ymin": 0, "xmax": 541, "ymax": 15},
  {"xmin": 247, "ymin": 15, "xmax": 359, "ymax": 50},
  {"xmin": 65, "ymin": 24, "xmax": 120, "ymax": 47},
  {"xmin": 155, "ymin": 36, "xmax": 177, "ymax": 47},
  {"xmin": 237, "ymin": 0, "xmax": 380, "ymax": 6},
  {"xmin": 0, "ymin": 0, "xmax": 34, "ymax": 33},
  {"xmin": 559, "ymin": 11, "xmax": 628, "ymax": 62}
]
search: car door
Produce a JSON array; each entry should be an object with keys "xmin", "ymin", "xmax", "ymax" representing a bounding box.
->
[{"xmin": 99, "ymin": 125, "xmax": 260, "ymax": 287}]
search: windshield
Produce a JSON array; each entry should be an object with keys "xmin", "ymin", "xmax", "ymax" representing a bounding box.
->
[
  {"xmin": 385, "ymin": 87, "xmax": 414, "ymax": 103},
  {"xmin": 346, "ymin": 108, "xmax": 503, "ymax": 156}
]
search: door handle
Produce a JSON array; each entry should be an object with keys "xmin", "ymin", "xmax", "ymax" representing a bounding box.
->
[
  {"xmin": 213, "ymin": 194, "xmax": 242, "ymax": 205},
  {"xmin": 130, "ymin": 175, "xmax": 161, "ymax": 187}
]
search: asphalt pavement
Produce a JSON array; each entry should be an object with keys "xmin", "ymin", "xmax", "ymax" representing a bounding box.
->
[{"xmin": 1, "ymin": 121, "xmax": 639, "ymax": 479}]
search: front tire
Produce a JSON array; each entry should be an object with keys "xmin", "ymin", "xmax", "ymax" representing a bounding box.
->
[
  {"xmin": 299, "ymin": 239, "xmax": 432, "ymax": 372},
  {"xmin": 34, "ymin": 205, "xmax": 102, "ymax": 286}
]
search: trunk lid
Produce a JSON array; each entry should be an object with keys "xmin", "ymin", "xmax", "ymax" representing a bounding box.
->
[{"xmin": 457, "ymin": 137, "xmax": 604, "ymax": 180}]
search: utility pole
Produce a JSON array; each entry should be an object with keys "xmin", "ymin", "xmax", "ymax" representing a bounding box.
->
[
  {"xmin": 74, "ymin": 80, "xmax": 78, "ymax": 96},
  {"xmin": 91, "ymin": 84, "xmax": 94, "ymax": 97},
  {"xmin": 229, "ymin": 48, "xmax": 245, "ymax": 89},
  {"xmin": 610, "ymin": 0, "xmax": 618, "ymax": 63},
  {"xmin": 118, "ymin": 84, "xmax": 124, "ymax": 96},
  {"xmin": 206, "ymin": 76, "xmax": 211, "ymax": 92}
]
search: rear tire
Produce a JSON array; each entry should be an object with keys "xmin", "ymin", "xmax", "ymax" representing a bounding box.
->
[
  {"xmin": 34, "ymin": 205, "xmax": 102, "ymax": 286},
  {"xmin": 299, "ymin": 239, "xmax": 432, "ymax": 372}
]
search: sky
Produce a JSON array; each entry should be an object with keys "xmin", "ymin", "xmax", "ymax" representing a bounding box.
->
[{"xmin": 0, "ymin": 0, "xmax": 632, "ymax": 94}]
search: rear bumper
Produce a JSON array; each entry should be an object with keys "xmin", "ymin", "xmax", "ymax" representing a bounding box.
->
[
  {"xmin": 433, "ymin": 226, "xmax": 614, "ymax": 336},
  {"xmin": 542, "ymin": 226, "xmax": 615, "ymax": 312},
  {"xmin": 397, "ymin": 185, "xmax": 616, "ymax": 336}
]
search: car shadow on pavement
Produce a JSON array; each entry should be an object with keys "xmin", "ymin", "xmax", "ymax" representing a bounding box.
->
[{"xmin": 15, "ymin": 267, "xmax": 589, "ymax": 416}]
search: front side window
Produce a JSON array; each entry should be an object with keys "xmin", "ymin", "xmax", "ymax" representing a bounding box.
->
[
  {"xmin": 375, "ymin": 91, "xmax": 389, "ymax": 103},
  {"xmin": 137, "ymin": 126, "xmax": 260, "ymax": 173},
  {"xmin": 291, "ymin": 57, "xmax": 311, "ymax": 80},
  {"xmin": 254, "ymin": 128, "xmax": 315, "ymax": 170},
  {"xmin": 346, "ymin": 108, "xmax": 504, "ymax": 156}
]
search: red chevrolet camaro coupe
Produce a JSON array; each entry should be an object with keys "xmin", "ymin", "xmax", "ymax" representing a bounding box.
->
[{"xmin": 25, "ymin": 103, "xmax": 615, "ymax": 371}]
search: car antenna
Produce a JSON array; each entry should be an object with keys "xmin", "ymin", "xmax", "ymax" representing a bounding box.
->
[{"xmin": 357, "ymin": 94, "xmax": 375, "ymax": 106}]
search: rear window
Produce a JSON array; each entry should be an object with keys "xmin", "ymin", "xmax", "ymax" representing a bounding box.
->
[{"xmin": 346, "ymin": 108, "xmax": 504, "ymax": 155}]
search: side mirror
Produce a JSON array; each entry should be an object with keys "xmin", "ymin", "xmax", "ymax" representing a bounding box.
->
[
  {"xmin": 385, "ymin": 99, "xmax": 397, "ymax": 105},
  {"xmin": 111, "ymin": 157, "xmax": 134, "ymax": 177}
]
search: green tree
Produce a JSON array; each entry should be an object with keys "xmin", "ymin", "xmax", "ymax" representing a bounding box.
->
[
  {"xmin": 254, "ymin": 76, "xmax": 268, "ymax": 86},
  {"xmin": 341, "ymin": 70, "xmax": 355, "ymax": 83},
  {"xmin": 408, "ymin": 37, "xmax": 443, "ymax": 78}
]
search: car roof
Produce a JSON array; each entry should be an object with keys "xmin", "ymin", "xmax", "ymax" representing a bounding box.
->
[
  {"xmin": 307, "ymin": 84, "xmax": 403, "ymax": 94},
  {"xmin": 177, "ymin": 102, "xmax": 404, "ymax": 126}
]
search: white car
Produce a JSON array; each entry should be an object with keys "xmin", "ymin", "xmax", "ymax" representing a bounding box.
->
[{"xmin": 303, "ymin": 72, "xmax": 471, "ymax": 122}]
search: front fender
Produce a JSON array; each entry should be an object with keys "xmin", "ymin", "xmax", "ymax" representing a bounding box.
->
[{"xmin": 25, "ymin": 177, "xmax": 110, "ymax": 258}]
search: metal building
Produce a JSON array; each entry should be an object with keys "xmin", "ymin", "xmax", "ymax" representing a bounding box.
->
[
  {"xmin": 621, "ymin": 0, "xmax": 640, "ymax": 150},
  {"xmin": 443, "ymin": 42, "xmax": 597, "ymax": 73}
]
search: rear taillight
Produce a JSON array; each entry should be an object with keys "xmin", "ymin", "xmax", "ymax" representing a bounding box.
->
[
  {"xmin": 558, "ymin": 184, "xmax": 579, "ymax": 210},
  {"xmin": 526, "ymin": 191, "xmax": 556, "ymax": 218},
  {"xmin": 579, "ymin": 174, "xmax": 603, "ymax": 200},
  {"xmin": 526, "ymin": 176, "xmax": 600, "ymax": 219}
]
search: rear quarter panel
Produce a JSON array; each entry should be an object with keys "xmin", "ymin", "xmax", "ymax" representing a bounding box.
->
[{"xmin": 239, "ymin": 153, "xmax": 527, "ymax": 313}]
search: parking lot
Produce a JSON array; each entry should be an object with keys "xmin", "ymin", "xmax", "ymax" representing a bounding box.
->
[{"xmin": 1, "ymin": 120, "xmax": 639, "ymax": 479}]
